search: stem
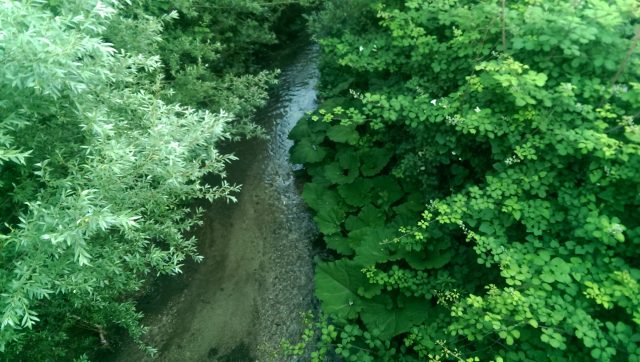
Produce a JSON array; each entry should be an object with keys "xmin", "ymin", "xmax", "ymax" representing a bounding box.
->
[
  {"xmin": 600, "ymin": 26, "xmax": 640, "ymax": 107},
  {"xmin": 609, "ymin": 27, "xmax": 640, "ymax": 90},
  {"xmin": 71, "ymin": 315, "xmax": 110, "ymax": 348},
  {"xmin": 98, "ymin": 326, "xmax": 109, "ymax": 347},
  {"xmin": 501, "ymin": 0, "xmax": 507, "ymax": 52}
]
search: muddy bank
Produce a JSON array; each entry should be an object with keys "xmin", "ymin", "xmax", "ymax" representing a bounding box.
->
[{"xmin": 108, "ymin": 43, "xmax": 320, "ymax": 362}]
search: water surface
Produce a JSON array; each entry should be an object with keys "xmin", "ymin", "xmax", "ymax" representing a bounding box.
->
[{"xmin": 110, "ymin": 43, "xmax": 320, "ymax": 362}]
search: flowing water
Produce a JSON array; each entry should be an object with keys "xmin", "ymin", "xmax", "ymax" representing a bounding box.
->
[{"xmin": 109, "ymin": 43, "xmax": 320, "ymax": 362}]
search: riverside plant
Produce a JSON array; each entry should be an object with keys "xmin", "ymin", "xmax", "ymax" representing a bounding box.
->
[{"xmin": 288, "ymin": 0, "xmax": 640, "ymax": 361}]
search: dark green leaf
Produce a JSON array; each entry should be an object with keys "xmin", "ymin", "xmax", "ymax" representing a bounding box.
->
[
  {"xmin": 338, "ymin": 178, "xmax": 373, "ymax": 207},
  {"xmin": 327, "ymin": 124, "xmax": 359, "ymax": 144},
  {"xmin": 360, "ymin": 296, "xmax": 431, "ymax": 340},
  {"xmin": 290, "ymin": 139, "xmax": 327, "ymax": 164},
  {"xmin": 360, "ymin": 148, "xmax": 393, "ymax": 176},
  {"xmin": 316, "ymin": 259, "xmax": 368, "ymax": 319}
]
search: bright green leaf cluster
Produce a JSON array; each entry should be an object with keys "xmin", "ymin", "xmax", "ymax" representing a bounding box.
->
[{"xmin": 292, "ymin": 0, "xmax": 640, "ymax": 360}]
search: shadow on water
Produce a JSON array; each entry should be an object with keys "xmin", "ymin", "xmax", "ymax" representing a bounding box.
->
[{"xmin": 104, "ymin": 39, "xmax": 321, "ymax": 362}]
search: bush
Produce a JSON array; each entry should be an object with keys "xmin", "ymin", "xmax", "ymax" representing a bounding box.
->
[{"xmin": 292, "ymin": 1, "xmax": 640, "ymax": 360}]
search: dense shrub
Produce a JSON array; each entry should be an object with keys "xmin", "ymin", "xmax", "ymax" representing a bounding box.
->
[{"xmin": 291, "ymin": 1, "xmax": 640, "ymax": 360}]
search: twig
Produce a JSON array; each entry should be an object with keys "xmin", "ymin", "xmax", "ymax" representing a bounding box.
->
[
  {"xmin": 71, "ymin": 315, "xmax": 110, "ymax": 348},
  {"xmin": 599, "ymin": 26, "xmax": 640, "ymax": 107},
  {"xmin": 501, "ymin": 0, "xmax": 507, "ymax": 52},
  {"xmin": 609, "ymin": 27, "xmax": 640, "ymax": 89}
]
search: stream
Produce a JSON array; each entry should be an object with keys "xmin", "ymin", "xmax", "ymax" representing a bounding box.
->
[{"xmin": 109, "ymin": 43, "xmax": 320, "ymax": 362}]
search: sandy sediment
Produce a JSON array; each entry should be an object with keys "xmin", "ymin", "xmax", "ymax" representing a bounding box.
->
[{"xmin": 108, "ymin": 44, "xmax": 320, "ymax": 362}]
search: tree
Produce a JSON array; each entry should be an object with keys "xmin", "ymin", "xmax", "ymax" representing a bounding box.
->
[{"xmin": 0, "ymin": 1, "xmax": 241, "ymax": 359}]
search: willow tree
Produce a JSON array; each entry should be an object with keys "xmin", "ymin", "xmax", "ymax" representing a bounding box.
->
[{"xmin": 0, "ymin": 1, "xmax": 240, "ymax": 359}]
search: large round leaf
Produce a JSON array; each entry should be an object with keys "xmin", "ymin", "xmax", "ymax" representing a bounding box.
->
[
  {"xmin": 288, "ymin": 117, "xmax": 328, "ymax": 143},
  {"xmin": 314, "ymin": 205, "xmax": 345, "ymax": 235},
  {"xmin": 360, "ymin": 147, "xmax": 393, "ymax": 176},
  {"xmin": 345, "ymin": 204, "xmax": 386, "ymax": 231},
  {"xmin": 371, "ymin": 175, "xmax": 404, "ymax": 208},
  {"xmin": 350, "ymin": 226, "xmax": 397, "ymax": 265},
  {"xmin": 324, "ymin": 234, "xmax": 354, "ymax": 256},
  {"xmin": 402, "ymin": 247, "xmax": 453, "ymax": 270},
  {"xmin": 336, "ymin": 148, "xmax": 360, "ymax": 169},
  {"xmin": 360, "ymin": 296, "xmax": 431, "ymax": 340},
  {"xmin": 327, "ymin": 124, "xmax": 359, "ymax": 144},
  {"xmin": 290, "ymin": 139, "xmax": 327, "ymax": 164},
  {"xmin": 316, "ymin": 259, "xmax": 368, "ymax": 319},
  {"xmin": 324, "ymin": 162, "xmax": 359, "ymax": 184},
  {"xmin": 302, "ymin": 182, "xmax": 342, "ymax": 211},
  {"xmin": 338, "ymin": 178, "xmax": 373, "ymax": 207}
]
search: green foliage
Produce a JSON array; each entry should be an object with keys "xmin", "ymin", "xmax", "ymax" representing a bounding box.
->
[
  {"xmin": 293, "ymin": 0, "xmax": 640, "ymax": 360},
  {"xmin": 0, "ymin": 0, "xmax": 304, "ymax": 359},
  {"xmin": 126, "ymin": 0, "xmax": 317, "ymax": 139},
  {"xmin": 316, "ymin": 259, "xmax": 371, "ymax": 319}
]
